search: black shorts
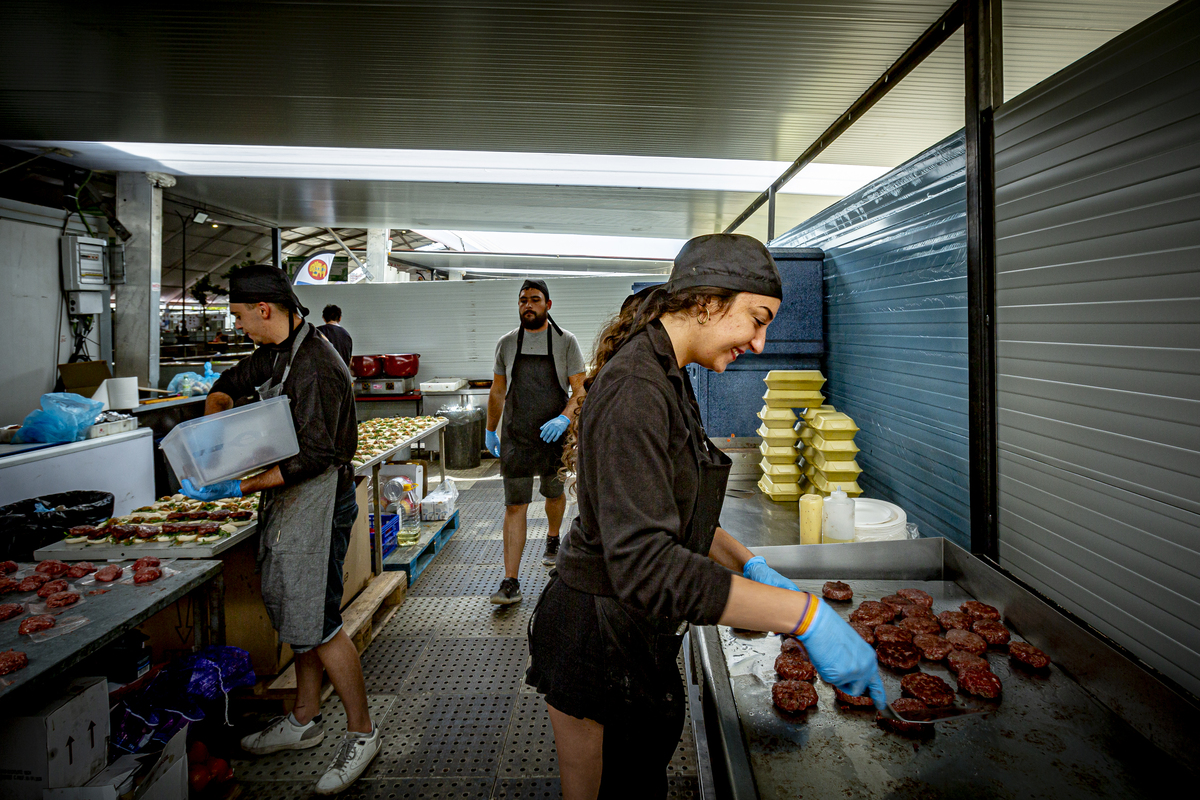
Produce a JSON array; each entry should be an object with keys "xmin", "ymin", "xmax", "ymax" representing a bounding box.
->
[{"xmin": 503, "ymin": 473, "xmax": 565, "ymax": 506}]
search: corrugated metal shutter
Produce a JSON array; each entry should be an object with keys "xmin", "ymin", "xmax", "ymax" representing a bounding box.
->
[
  {"xmin": 294, "ymin": 277, "xmax": 638, "ymax": 379},
  {"xmin": 771, "ymin": 132, "xmax": 971, "ymax": 548},
  {"xmin": 993, "ymin": 2, "xmax": 1200, "ymax": 697}
]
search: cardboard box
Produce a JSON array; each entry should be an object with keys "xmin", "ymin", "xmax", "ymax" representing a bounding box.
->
[
  {"xmin": 58, "ymin": 362, "xmax": 113, "ymax": 400},
  {"xmin": 341, "ymin": 477, "xmax": 372, "ymax": 608},
  {"xmin": 0, "ymin": 676, "xmax": 109, "ymax": 800},
  {"xmin": 47, "ymin": 724, "xmax": 189, "ymax": 800}
]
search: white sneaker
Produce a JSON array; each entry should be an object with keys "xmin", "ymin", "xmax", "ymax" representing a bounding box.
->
[
  {"xmin": 313, "ymin": 726, "xmax": 382, "ymax": 795},
  {"xmin": 240, "ymin": 714, "xmax": 324, "ymax": 755}
]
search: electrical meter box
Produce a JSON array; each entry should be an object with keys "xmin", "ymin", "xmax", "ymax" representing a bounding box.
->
[{"xmin": 61, "ymin": 235, "xmax": 109, "ymax": 291}]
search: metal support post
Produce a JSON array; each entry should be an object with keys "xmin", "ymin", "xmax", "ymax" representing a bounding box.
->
[
  {"xmin": 965, "ymin": 0, "xmax": 1002, "ymax": 559},
  {"xmin": 114, "ymin": 172, "xmax": 166, "ymax": 388},
  {"xmin": 439, "ymin": 427, "xmax": 446, "ymax": 484},
  {"xmin": 372, "ymin": 462, "xmax": 384, "ymax": 575},
  {"xmin": 767, "ymin": 185, "xmax": 776, "ymax": 242},
  {"xmin": 272, "ymin": 227, "xmax": 283, "ymax": 269}
]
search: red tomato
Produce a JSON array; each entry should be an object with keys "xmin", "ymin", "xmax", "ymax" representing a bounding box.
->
[
  {"xmin": 187, "ymin": 740, "xmax": 209, "ymax": 764},
  {"xmin": 206, "ymin": 758, "xmax": 229, "ymax": 783},
  {"xmin": 188, "ymin": 764, "xmax": 211, "ymax": 792}
]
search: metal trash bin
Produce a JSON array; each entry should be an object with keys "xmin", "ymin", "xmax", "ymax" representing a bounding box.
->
[
  {"xmin": 439, "ymin": 405, "xmax": 481, "ymax": 470},
  {"xmin": 471, "ymin": 406, "xmax": 487, "ymax": 458}
]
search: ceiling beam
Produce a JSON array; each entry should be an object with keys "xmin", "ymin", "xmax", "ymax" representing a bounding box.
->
[{"xmin": 724, "ymin": 0, "xmax": 966, "ymax": 235}]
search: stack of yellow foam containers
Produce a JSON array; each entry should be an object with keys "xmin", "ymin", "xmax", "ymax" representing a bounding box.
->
[
  {"xmin": 757, "ymin": 370, "xmax": 825, "ymax": 501},
  {"xmin": 796, "ymin": 408, "xmax": 863, "ymax": 497}
]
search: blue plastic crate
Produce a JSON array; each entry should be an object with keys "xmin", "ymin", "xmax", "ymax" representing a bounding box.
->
[{"xmin": 368, "ymin": 512, "xmax": 399, "ymax": 559}]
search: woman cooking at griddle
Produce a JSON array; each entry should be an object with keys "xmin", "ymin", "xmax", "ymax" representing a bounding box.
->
[{"xmin": 526, "ymin": 234, "xmax": 886, "ymax": 800}]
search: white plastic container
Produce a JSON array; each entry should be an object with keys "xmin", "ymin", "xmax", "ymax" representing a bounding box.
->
[
  {"xmin": 159, "ymin": 396, "xmax": 299, "ymax": 485},
  {"xmin": 821, "ymin": 488, "xmax": 856, "ymax": 544}
]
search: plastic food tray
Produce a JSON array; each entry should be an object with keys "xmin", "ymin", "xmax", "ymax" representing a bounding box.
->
[
  {"xmin": 758, "ymin": 474, "xmax": 802, "ymax": 501},
  {"xmin": 759, "ymin": 441, "xmax": 798, "ymax": 465},
  {"xmin": 756, "ymin": 405, "xmax": 797, "ymax": 424},
  {"xmin": 807, "ymin": 431, "xmax": 860, "ymax": 454},
  {"xmin": 759, "ymin": 459, "xmax": 801, "ymax": 479},
  {"xmin": 763, "ymin": 370, "xmax": 826, "ymax": 391},
  {"xmin": 419, "ymin": 378, "xmax": 466, "ymax": 392},
  {"xmin": 159, "ymin": 396, "xmax": 299, "ymax": 485},
  {"xmin": 807, "ymin": 469, "xmax": 863, "ymax": 496},
  {"xmin": 806, "ymin": 411, "xmax": 859, "ymax": 439},
  {"xmin": 810, "ymin": 449, "xmax": 862, "ymax": 475},
  {"xmin": 762, "ymin": 389, "xmax": 826, "ymax": 409},
  {"xmin": 757, "ymin": 424, "xmax": 799, "ymax": 446},
  {"xmin": 802, "ymin": 405, "xmax": 838, "ymax": 422}
]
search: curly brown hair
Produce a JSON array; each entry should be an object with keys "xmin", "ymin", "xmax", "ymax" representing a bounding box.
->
[{"xmin": 559, "ymin": 285, "xmax": 739, "ymax": 485}]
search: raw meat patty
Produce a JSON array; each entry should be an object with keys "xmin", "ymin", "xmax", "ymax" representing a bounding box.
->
[
  {"xmin": 912, "ymin": 634, "xmax": 953, "ymax": 661},
  {"xmin": 901, "ymin": 673, "xmax": 955, "ymax": 707},
  {"xmin": 851, "ymin": 623, "xmax": 876, "ymax": 645},
  {"xmin": 0, "ymin": 578, "xmax": 20, "ymax": 594},
  {"xmin": 0, "ymin": 649, "xmax": 28, "ymax": 676},
  {"xmin": 877, "ymin": 697, "xmax": 930, "ymax": 736},
  {"xmin": 1, "ymin": 561, "xmax": 17, "ymax": 574},
  {"xmin": 36, "ymin": 579, "xmax": 68, "ymax": 598},
  {"xmin": 822, "ymin": 581, "xmax": 853, "ymax": 601},
  {"xmin": 899, "ymin": 616, "xmax": 942, "ymax": 636},
  {"xmin": 0, "ymin": 603, "xmax": 23, "ymax": 621},
  {"xmin": 946, "ymin": 650, "xmax": 989, "ymax": 676},
  {"xmin": 19, "ymin": 615, "xmax": 55, "ymax": 635},
  {"xmin": 834, "ymin": 686, "xmax": 875, "ymax": 707},
  {"xmin": 772, "ymin": 680, "xmax": 818, "ymax": 713},
  {"xmin": 775, "ymin": 652, "xmax": 816, "ymax": 682},
  {"xmin": 1009, "ymin": 641, "xmax": 1051, "ymax": 670},
  {"xmin": 880, "ymin": 594, "xmax": 914, "ymax": 613},
  {"xmin": 133, "ymin": 568, "xmax": 162, "ymax": 584},
  {"xmin": 46, "ymin": 591, "xmax": 80, "ymax": 609},
  {"xmin": 874, "ymin": 624, "xmax": 913, "ymax": 644},
  {"xmin": 876, "ymin": 641, "xmax": 921, "ymax": 670},
  {"xmin": 902, "ymin": 604, "xmax": 936, "ymax": 620},
  {"xmin": 850, "ymin": 601, "xmax": 895, "ymax": 626},
  {"xmin": 957, "ymin": 666, "xmax": 1003, "ymax": 699},
  {"xmin": 133, "ymin": 556, "xmax": 161, "ymax": 572},
  {"xmin": 972, "ymin": 619, "xmax": 1011, "ymax": 647},
  {"xmin": 18, "ymin": 574, "xmax": 49, "ymax": 592},
  {"xmin": 94, "ymin": 565, "xmax": 123, "ymax": 582},
  {"xmin": 35, "ymin": 560, "xmax": 69, "ymax": 576},
  {"xmin": 938, "ymin": 611, "xmax": 972, "ymax": 631},
  {"xmin": 961, "ymin": 600, "xmax": 1001, "ymax": 622},
  {"xmin": 780, "ymin": 637, "xmax": 809, "ymax": 658},
  {"xmin": 945, "ymin": 629, "xmax": 988, "ymax": 656},
  {"xmin": 66, "ymin": 562, "xmax": 96, "ymax": 580},
  {"xmin": 897, "ymin": 588, "xmax": 934, "ymax": 607}
]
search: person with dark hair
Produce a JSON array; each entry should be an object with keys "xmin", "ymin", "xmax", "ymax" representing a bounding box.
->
[
  {"xmin": 180, "ymin": 265, "xmax": 377, "ymax": 794},
  {"xmin": 486, "ymin": 279, "xmax": 586, "ymax": 605},
  {"xmin": 318, "ymin": 304, "xmax": 353, "ymax": 367},
  {"xmin": 526, "ymin": 235, "xmax": 886, "ymax": 799}
]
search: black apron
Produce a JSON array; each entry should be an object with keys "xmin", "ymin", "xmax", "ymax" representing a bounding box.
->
[{"xmin": 500, "ymin": 324, "xmax": 568, "ymax": 479}]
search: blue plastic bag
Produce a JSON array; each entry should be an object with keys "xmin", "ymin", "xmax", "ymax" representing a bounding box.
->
[
  {"xmin": 13, "ymin": 392, "xmax": 104, "ymax": 444},
  {"xmin": 166, "ymin": 361, "xmax": 221, "ymax": 397}
]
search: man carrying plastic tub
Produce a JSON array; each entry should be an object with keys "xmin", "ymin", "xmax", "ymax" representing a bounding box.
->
[
  {"xmin": 486, "ymin": 279, "xmax": 586, "ymax": 605},
  {"xmin": 179, "ymin": 265, "xmax": 377, "ymax": 795}
]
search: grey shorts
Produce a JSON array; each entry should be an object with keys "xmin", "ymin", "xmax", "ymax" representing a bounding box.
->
[{"xmin": 504, "ymin": 472, "xmax": 565, "ymax": 506}]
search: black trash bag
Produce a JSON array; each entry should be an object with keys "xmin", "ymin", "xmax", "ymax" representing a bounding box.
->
[{"xmin": 0, "ymin": 490, "xmax": 114, "ymax": 561}]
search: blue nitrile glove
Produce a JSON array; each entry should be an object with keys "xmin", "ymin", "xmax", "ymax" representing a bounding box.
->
[
  {"xmin": 180, "ymin": 478, "xmax": 242, "ymax": 501},
  {"xmin": 799, "ymin": 599, "xmax": 888, "ymax": 709},
  {"xmin": 485, "ymin": 429, "xmax": 501, "ymax": 457},
  {"xmin": 539, "ymin": 415, "xmax": 570, "ymax": 443},
  {"xmin": 743, "ymin": 555, "xmax": 798, "ymax": 591}
]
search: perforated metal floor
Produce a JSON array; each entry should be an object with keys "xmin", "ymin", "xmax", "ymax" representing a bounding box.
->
[{"xmin": 234, "ymin": 474, "xmax": 700, "ymax": 798}]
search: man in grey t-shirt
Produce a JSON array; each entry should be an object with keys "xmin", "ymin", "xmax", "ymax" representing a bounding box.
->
[{"xmin": 486, "ymin": 279, "xmax": 586, "ymax": 605}]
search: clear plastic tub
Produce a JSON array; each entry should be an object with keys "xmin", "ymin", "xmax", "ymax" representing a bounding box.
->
[{"xmin": 159, "ymin": 396, "xmax": 299, "ymax": 485}]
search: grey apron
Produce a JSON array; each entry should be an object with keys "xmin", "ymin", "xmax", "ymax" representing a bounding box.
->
[
  {"xmin": 500, "ymin": 322, "xmax": 568, "ymax": 478},
  {"xmin": 255, "ymin": 322, "xmax": 339, "ymax": 647}
]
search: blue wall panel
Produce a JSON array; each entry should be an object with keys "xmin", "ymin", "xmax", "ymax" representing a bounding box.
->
[{"xmin": 770, "ymin": 131, "xmax": 970, "ymax": 548}]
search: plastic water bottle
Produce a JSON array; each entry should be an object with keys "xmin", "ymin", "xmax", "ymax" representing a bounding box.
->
[{"xmin": 821, "ymin": 488, "xmax": 855, "ymax": 544}]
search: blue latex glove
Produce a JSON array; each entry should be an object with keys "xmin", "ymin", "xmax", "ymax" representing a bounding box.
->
[
  {"xmin": 180, "ymin": 478, "xmax": 242, "ymax": 501},
  {"xmin": 539, "ymin": 415, "xmax": 570, "ymax": 443},
  {"xmin": 485, "ymin": 429, "xmax": 501, "ymax": 457},
  {"xmin": 743, "ymin": 555, "xmax": 798, "ymax": 591},
  {"xmin": 799, "ymin": 599, "xmax": 888, "ymax": 709}
]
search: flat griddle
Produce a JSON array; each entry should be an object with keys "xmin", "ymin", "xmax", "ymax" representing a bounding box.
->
[{"xmin": 691, "ymin": 539, "xmax": 1198, "ymax": 799}]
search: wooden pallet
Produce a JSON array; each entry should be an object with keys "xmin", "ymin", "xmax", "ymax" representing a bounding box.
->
[
  {"xmin": 257, "ymin": 571, "xmax": 408, "ymax": 701},
  {"xmin": 381, "ymin": 510, "xmax": 460, "ymax": 585}
]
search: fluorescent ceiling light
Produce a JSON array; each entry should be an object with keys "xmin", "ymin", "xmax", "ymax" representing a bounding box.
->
[
  {"xmin": 7, "ymin": 140, "xmax": 889, "ymax": 197},
  {"xmin": 411, "ymin": 230, "xmax": 682, "ymax": 260}
]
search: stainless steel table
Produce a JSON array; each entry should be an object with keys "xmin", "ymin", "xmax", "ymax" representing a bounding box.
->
[{"xmin": 691, "ymin": 537, "xmax": 1200, "ymax": 798}]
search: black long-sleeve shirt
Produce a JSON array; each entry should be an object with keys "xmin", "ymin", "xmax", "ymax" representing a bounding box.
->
[
  {"xmin": 556, "ymin": 319, "xmax": 733, "ymax": 625},
  {"xmin": 210, "ymin": 323, "xmax": 358, "ymax": 497},
  {"xmin": 317, "ymin": 323, "xmax": 353, "ymax": 367}
]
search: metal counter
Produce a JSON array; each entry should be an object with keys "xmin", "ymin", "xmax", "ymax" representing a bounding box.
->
[{"xmin": 692, "ymin": 536, "xmax": 1199, "ymax": 798}]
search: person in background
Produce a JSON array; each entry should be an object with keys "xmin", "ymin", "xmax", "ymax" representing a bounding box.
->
[
  {"xmin": 486, "ymin": 279, "xmax": 586, "ymax": 605},
  {"xmin": 526, "ymin": 235, "xmax": 886, "ymax": 799},
  {"xmin": 317, "ymin": 303, "xmax": 353, "ymax": 367},
  {"xmin": 180, "ymin": 266, "xmax": 377, "ymax": 795}
]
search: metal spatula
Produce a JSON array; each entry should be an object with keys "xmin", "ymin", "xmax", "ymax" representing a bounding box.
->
[{"xmin": 879, "ymin": 702, "xmax": 991, "ymax": 725}]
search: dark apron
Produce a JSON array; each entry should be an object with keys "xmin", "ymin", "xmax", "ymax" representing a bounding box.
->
[
  {"xmin": 500, "ymin": 324, "xmax": 568, "ymax": 479},
  {"xmin": 255, "ymin": 323, "xmax": 339, "ymax": 647}
]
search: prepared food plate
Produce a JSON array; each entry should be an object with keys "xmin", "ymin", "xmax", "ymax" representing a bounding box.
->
[
  {"xmin": 352, "ymin": 415, "xmax": 447, "ymax": 468},
  {"xmin": 59, "ymin": 494, "xmax": 259, "ymax": 547}
]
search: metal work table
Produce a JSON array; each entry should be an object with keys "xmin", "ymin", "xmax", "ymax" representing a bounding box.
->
[
  {"xmin": 0, "ymin": 559, "xmax": 224, "ymax": 708},
  {"xmin": 691, "ymin": 535, "xmax": 1200, "ymax": 798},
  {"xmin": 33, "ymin": 521, "xmax": 257, "ymax": 561},
  {"xmin": 354, "ymin": 417, "xmax": 448, "ymax": 574}
]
